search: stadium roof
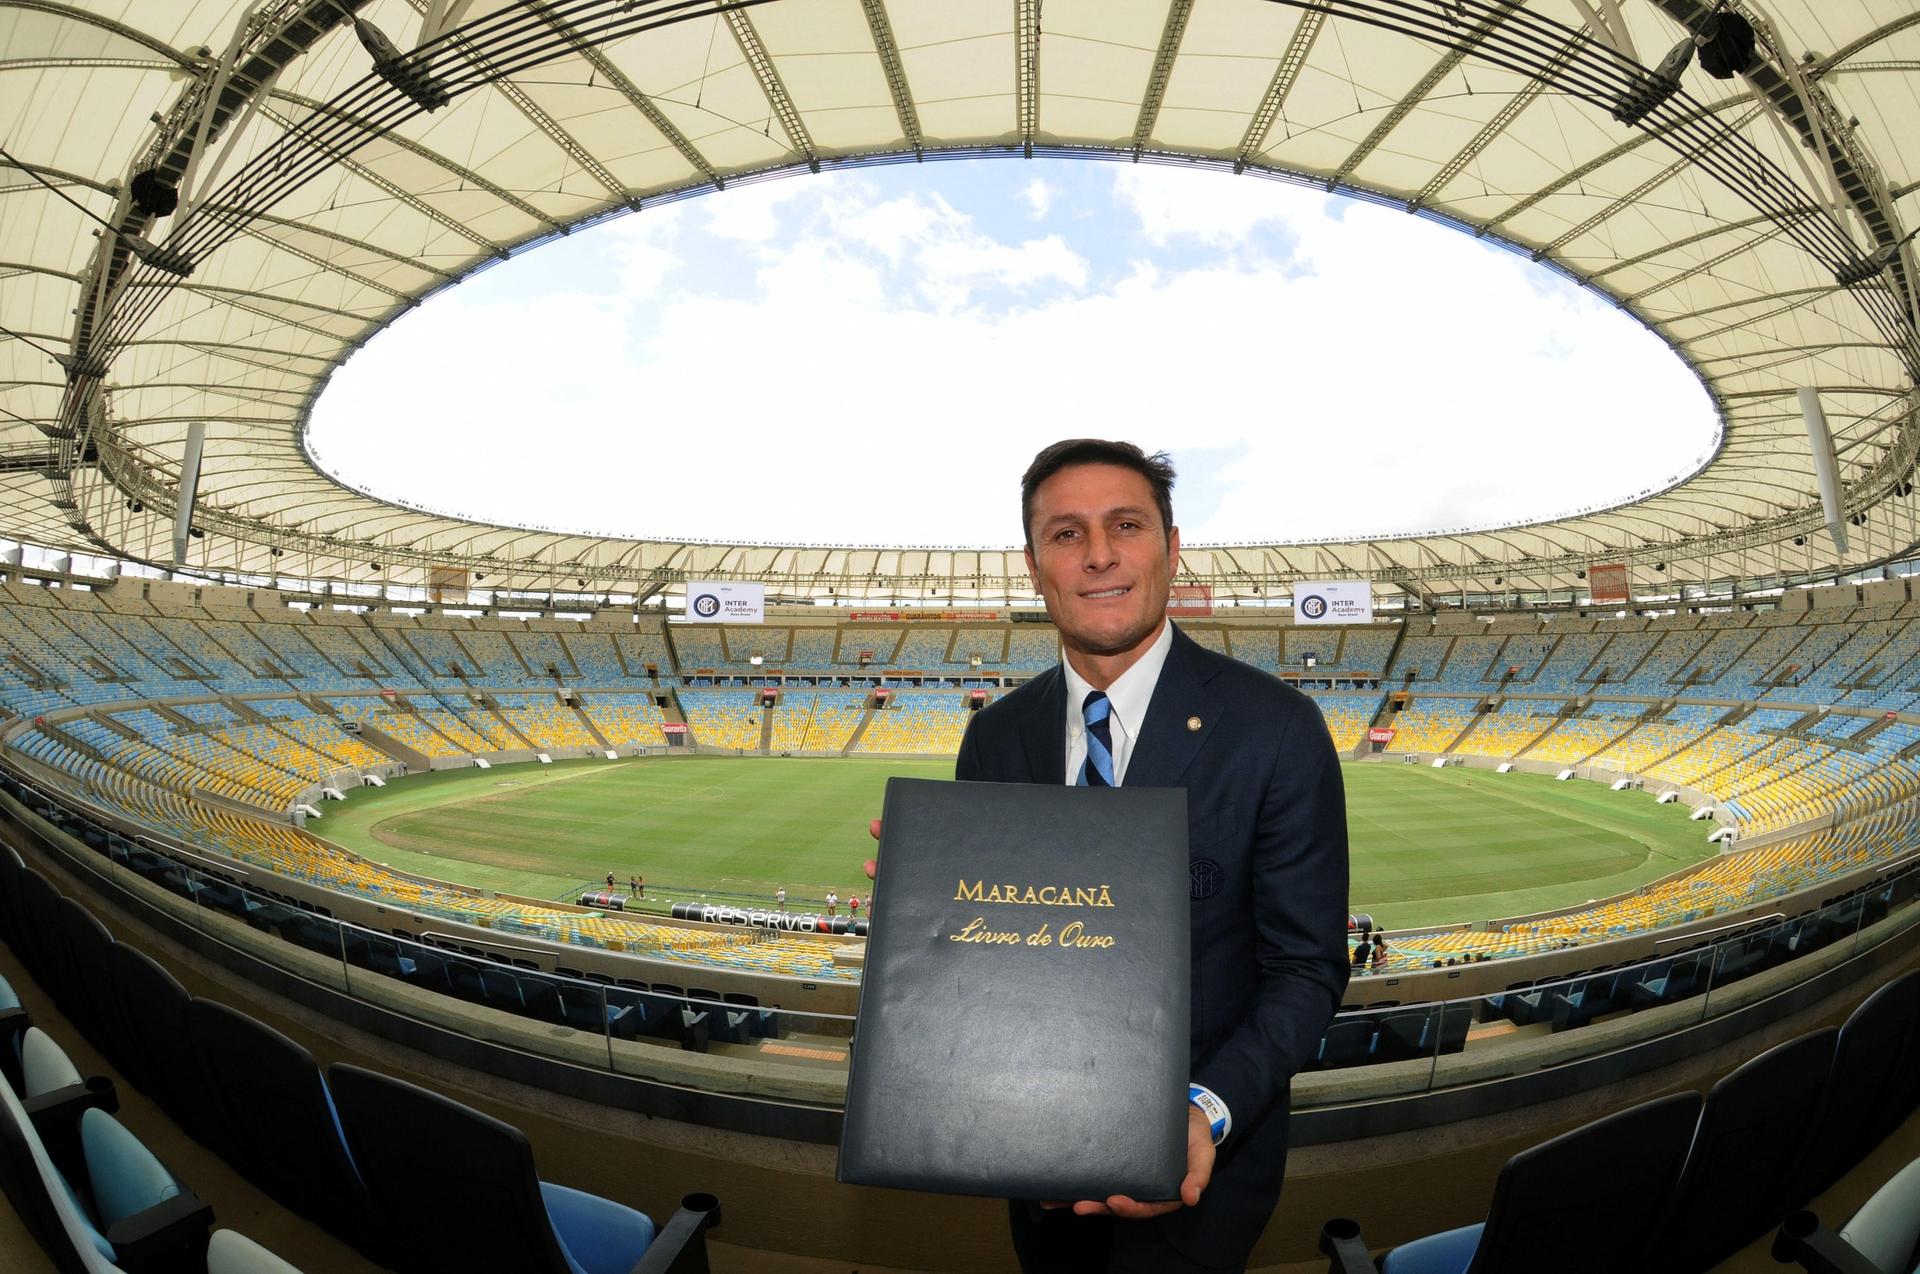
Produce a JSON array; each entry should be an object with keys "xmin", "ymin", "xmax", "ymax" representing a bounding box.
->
[{"xmin": 1, "ymin": 1, "xmax": 1915, "ymax": 603}]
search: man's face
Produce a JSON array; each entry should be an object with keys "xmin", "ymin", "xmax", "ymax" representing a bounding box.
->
[{"xmin": 1024, "ymin": 463, "xmax": 1180, "ymax": 663}]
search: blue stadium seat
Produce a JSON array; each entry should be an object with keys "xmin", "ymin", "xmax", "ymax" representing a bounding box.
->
[
  {"xmin": 326, "ymin": 1062, "xmax": 661, "ymax": 1274},
  {"xmin": 1653, "ymin": 1027, "xmax": 1839, "ymax": 1272},
  {"xmin": 1792, "ymin": 970, "xmax": 1920, "ymax": 1207},
  {"xmin": 1354, "ymin": 1091, "xmax": 1702, "ymax": 1273},
  {"xmin": 206, "ymin": 1228, "xmax": 307, "ymax": 1274},
  {"xmin": 186, "ymin": 999, "xmax": 383, "ymax": 1260}
]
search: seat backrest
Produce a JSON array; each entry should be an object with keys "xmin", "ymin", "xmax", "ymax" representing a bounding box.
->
[
  {"xmin": 51, "ymin": 897, "xmax": 132, "ymax": 1078},
  {"xmin": 1657, "ymin": 1027, "xmax": 1840, "ymax": 1273},
  {"xmin": 16, "ymin": 870, "xmax": 65, "ymax": 990},
  {"xmin": 106, "ymin": 942, "xmax": 223, "ymax": 1149},
  {"xmin": 326, "ymin": 1062, "xmax": 572, "ymax": 1274},
  {"xmin": 19, "ymin": 1026, "xmax": 82, "ymax": 1097},
  {"xmin": 1880, "ymin": 971, "xmax": 1920, "ymax": 1129},
  {"xmin": 1467, "ymin": 1090, "xmax": 1702, "ymax": 1274},
  {"xmin": 186, "ymin": 999, "xmax": 381, "ymax": 1259},
  {"xmin": 1792, "ymin": 970, "xmax": 1920, "ymax": 1206},
  {"xmin": 0, "ymin": 1051, "xmax": 120, "ymax": 1274}
]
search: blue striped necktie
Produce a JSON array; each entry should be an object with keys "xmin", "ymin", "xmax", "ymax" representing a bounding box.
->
[{"xmin": 1079, "ymin": 690, "xmax": 1115, "ymax": 787}]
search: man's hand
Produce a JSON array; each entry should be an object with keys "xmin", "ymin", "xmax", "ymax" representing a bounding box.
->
[
  {"xmin": 1053, "ymin": 1105, "xmax": 1215, "ymax": 1219},
  {"xmin": 864, "ymin": 818, "xmax": 881, "ymax": 881}
]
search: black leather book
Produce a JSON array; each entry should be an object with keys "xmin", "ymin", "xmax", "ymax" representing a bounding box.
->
[{"xmin": 838, "ymin": 777, "xmax": 1190, "ymax": 1202}]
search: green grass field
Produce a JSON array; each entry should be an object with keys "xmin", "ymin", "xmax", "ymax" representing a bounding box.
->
[{"xmin": 315, "ymin": 756, "xmax": 1715, "ymax": 930}]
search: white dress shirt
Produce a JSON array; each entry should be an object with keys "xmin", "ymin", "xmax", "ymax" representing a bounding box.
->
[{"xmin": 1060, "ymin": 618, "xmax": 1175, "ymax": 786}]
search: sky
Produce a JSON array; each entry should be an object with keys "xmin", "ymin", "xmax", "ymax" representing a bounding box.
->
[{"xmin": 306, "ymin": 158, "xmax": 1720, "ymax": 549}]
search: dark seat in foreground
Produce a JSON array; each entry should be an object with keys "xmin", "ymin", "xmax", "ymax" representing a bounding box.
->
[
  {"xmin": 1322, "ymin": 1090, "xmax": 1703, "ymax": 1274},
  {"xmin": 186, "ymin": 999, "xmax": 383, "ymax": 1260},
  {"xmin": 326, "ymin": 1063, "xmax": 720, "ymax": 1274}
]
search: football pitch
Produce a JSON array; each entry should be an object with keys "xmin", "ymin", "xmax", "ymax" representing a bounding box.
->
[{"xmin": 316, "ymin": 756, "xmax": 1715, "ymax": 930}]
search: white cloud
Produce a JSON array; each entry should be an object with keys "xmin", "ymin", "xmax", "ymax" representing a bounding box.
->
[
  {"xmin": 1021, "ymin": 177, "xmax": 1053, "ymax": 219},
  {"xmin": 604, "ymin": 203, "xmax": 686, "ymax": 296},
  {"xmin": 699, "ymin": 179, "xmax": 812, "ymax": 243},
  {"xmin": 1112, "ymin": 163, "xmax": 1304, "ymax": 247},
  {"xmin": 310, "ymin": 166, "xmax": 1717, "ymax": 549}
]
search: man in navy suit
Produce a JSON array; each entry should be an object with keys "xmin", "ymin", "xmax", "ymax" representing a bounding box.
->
[{"xmin": 953, "ymin": 439, "xmax": 1350, "ymax": 1272}]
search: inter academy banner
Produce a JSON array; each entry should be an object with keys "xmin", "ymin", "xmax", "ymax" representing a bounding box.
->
[
  {"xmin": 1292, "ymin": 580, "xmax": 1373, "ymax": 625},
  {"xmin": 685, "ymin": 581, "xmax": 765, "ymax": 623}
]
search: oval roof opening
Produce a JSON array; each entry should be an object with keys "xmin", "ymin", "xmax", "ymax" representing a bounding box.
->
[{"xmin": 307, "ymin": 159, "xmax": 1720, "ymax": 548}]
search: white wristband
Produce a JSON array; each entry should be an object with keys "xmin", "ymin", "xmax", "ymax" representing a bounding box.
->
[{"xmin": 1188, "ymin": 1083, "xmax": 1230, "ymax": 1145}]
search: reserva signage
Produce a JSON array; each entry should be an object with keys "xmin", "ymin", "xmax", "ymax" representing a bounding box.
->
[{"xmin": 669, "ymin": 901, "xmax": 866, "ymax": 936}]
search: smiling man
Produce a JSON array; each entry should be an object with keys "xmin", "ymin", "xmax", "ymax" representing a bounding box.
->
[{"xmin": 953, "ymin": 439, "xmax": 1351, "ymax": 1273}]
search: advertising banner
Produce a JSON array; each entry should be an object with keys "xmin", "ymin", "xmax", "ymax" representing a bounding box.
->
[
  {"xmin": 1367, "ymin": 727, "xmax": 1396, "ymax": 744},
  {"xmin": 1292, "ymin": 580, "xmax": 1373, "ymax": 625},
  {"xmin": 685, "ymin": 581, "xmax": 764, "ymax": 623},
  {"xmin": 426, "ymin": 566, "xmax": 468, "ymax": 605},
  {"xmin": 1588, "ymin": 563, "xmax": 1630, "ymax": 604},
  {"xmin": 1167, "ymin": 584, "xmax": 1213, "ymax": 617}
]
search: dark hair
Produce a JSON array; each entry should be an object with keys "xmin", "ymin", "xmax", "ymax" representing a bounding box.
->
[{"xmin": 1020, "ymin": 439, "xmax": 1175, "ymax": 549}]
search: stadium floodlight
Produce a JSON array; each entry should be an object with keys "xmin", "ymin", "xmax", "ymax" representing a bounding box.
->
[
  {"xmin": 1835, "ymin": 225, "xmax": 1920, "ymax": 287},
  {"xmin": 354, "ymin": 19, "xmax": 450, "ymax": 112},
  {"xmin": 1612, "ymin": 4, "xmax": 1751, "ymax": 128}
]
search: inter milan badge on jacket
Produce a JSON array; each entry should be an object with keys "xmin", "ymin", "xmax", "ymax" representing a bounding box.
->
[{"xmin": 1190, "ymin": 857, "xmax": 1222, "ymax": 900}]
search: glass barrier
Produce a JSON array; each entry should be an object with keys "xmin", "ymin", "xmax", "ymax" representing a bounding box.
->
[
  {"xmin": 11, "ymin": 771, "xmax": 1918, "ymax": 1110},
  {"xmin": 1299, "ymin": 857, "xmax": 1920, "ymax": 1104}
]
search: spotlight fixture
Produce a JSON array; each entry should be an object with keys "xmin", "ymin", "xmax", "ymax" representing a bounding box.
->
[
  {"xmin": 1900, "ymin": 482, "xmax": 1915, "ymax": 498},
  {"xmin": 1493, "ymin": 576, "xmax": 1503, "ymax": 586},
  {"xmin": 353, "ymin": 19, "xmax": 450, "ymax": 112},
  {"xmin": 1793, "ymin": 536, "xmax": 1807, "ymax": 546},
  {"xmin": 368, "ymin": 562, "xmax": 382, "ymax": 571},
  {"xmin": 1654, "ymin": 562, "xmax": 1667, "ymax": 572},
  {"xmin": 188, "ymin": 526, "xmax": 204, "ymax": 539},
  {"xmin": 1576, "ymin": 569, "xmax": 1587, "ymax": 580},
  {"xmin": 1612, "ymin": 5, "xmax": 1752, "ymax": 128},
  {"xmin": 577, "ymin": 578, "xmax": 588, "ymax": 587},
  {"xmin": 128, "ymin": 168, "xmax": 179, "ymax": 218},
  {"xmin": 269, "ymin": 547, "xmax": 283, "ymax": 557},
  {"xmin": 1695, "ymin": 11, "xmax": 1757, "ymax": 79}
]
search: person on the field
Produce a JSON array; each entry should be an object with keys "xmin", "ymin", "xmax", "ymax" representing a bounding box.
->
[
  {"xmin": 826, "ymin": 890, "xmax": 838, "ymax": 917},
  {"xmin": 849, "ymin": 894, "xmax": 861, "ymax": 918},
  {"xmin": 605, "ymin": 871, "xmax": 616, "ymax": 890},
  {"xmin": 776, "ymin": 886, "xmax": 787, "ymax": 911}
]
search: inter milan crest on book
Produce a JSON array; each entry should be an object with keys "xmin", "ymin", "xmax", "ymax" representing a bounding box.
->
[{"xmin": 838, "ymin": 778, "xmax": 1190, "ymax": 1202}]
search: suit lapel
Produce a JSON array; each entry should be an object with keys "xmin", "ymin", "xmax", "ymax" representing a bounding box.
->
[
  {"xmin": 1123, "ymin": 626, "xmax": 1225, "ymax": 790},
  {"xmin": 1018, "ymin": 664, "xmax": 1067, "ymax": 784}
]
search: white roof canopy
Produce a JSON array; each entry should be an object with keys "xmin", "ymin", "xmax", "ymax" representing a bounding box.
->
[{"xmin": 1, "ymin": 0, "xmax": 1914, "ymax": 601}]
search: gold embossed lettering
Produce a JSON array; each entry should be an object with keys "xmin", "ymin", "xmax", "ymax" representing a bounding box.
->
[
  {"xmin": 955, "ymin": 880, "xmax": 984, "ymax": 903},
  {"xmin": 1059, "ymin": 921, "xmax": 1115, "ymax": 949},
  {"xmin": 950, "ymin": 917, "xmax": 1021, "ymax": 945}
]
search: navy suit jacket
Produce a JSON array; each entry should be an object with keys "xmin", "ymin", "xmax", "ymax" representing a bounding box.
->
[{"xmin": 955, "ymin": 624, "xmax": 1350, "ymax": 1268}]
